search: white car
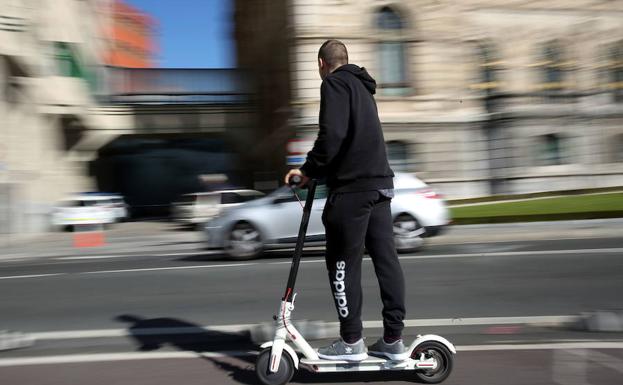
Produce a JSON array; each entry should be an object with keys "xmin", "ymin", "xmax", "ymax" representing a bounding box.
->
[
  {"xmin": 204, "ymin": 173, "xmax": 449, "ymax": 260},
  {"xmin": 52, "ymin": 195, "xmax": 116, "ymax": 229},
  {"xmin": 172, "ymin": 190, "xmax": 265, "ymax": 227},
  {"xmin": 85, "ymin": 193, "xmax": 129, "ymax": 222}
]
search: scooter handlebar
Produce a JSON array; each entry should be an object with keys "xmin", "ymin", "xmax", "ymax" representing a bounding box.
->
[{"xmin": 288, "ymin": 174, "xmax": 303, "ymax": 186}]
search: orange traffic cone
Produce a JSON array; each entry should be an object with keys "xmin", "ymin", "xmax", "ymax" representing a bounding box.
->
[{"xmin": 73, "ymin": 224, "xmax": 106, "ymax": 248}]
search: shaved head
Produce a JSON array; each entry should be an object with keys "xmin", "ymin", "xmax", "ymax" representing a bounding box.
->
[{"xmin": 318, "ymin": 39, "xmax": 349, "ymax": 70}]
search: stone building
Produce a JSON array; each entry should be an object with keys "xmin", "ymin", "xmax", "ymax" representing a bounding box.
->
[
  {"xmin": 1, "ymin": 0, "xmax": 109, "ymax": 234},
  {"xmin": 2, "ymin": 0, "xmax": 259, "ymax": 231},
  {"xmin": 288, "ymin": 0, "xmax": 623, "ymax": 198}
]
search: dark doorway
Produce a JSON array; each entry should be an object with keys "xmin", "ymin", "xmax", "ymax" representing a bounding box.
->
[{"xmin": 90, "ymin": 135, "xmax": 243, "ymax": 217}]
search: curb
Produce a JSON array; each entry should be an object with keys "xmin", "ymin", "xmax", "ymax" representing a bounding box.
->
[
  {"xmin": 450, "ymin": 211, "xmax": 623, "ymax": 225},
  {"xmin": 8, "ymin": 313, "xmax": 620, "ymax": 351},
  {"xmin": 572, "ymin": 311, "xmax": 623, "ymax": 332}
]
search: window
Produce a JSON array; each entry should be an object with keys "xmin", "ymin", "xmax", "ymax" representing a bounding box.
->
[
  {"xmin": 608, "ymin": 41, "xmax": 623, "ymax": 102},
  {"xmin": 53, "ymin": 42, "xmax": 98, "ymax": 91},
  {"xmin": 537, "ymin": 134, "xmax": 567, "ymax": 166},
  {"xmin": 471, "ymin": 43, "xmax": 502, "ymax": 94},
  {"xmin": 376, "ymin": 6, "xmax": 409, "ymax": 96},
  {"xmin": 612, "ymin": 134, "xmax": 623, "ymax": 163},
  {"xmin": 534, "ymin": 41, "xmax": 570, "ymax": 92},
  {"xmin": 386, "ymin": 140, "xmax": 409, "ymax": 172},
  {"xmin": 544, "ymin": 44, "xmax": 563, "ymax": 86},
  {"xmin": 220, "ymin": 192, "xmax": 239, "ymax": 204},
  {"xmin": 55, "ymin": 42, "xmax": 83, "ymax": 78}
]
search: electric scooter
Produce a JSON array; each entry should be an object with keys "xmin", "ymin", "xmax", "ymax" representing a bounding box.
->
[{"xmin": 255, "ymin": 177, "xmax": 456, "ymax": 385}]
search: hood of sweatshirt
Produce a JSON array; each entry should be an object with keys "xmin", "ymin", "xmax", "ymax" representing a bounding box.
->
[{"xmin": 333, "ymin": 64, "xmax": 377, "ymax": 95}]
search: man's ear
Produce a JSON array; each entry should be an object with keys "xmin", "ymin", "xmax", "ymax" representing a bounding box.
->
[{"xmin": 318, "ymin": 57, "xmax": 324, "ymax": 69}]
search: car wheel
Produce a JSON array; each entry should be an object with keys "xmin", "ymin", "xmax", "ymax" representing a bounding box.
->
[
  {"xmin": 393, "ymin": 214, "xmax": 425, "ymax": 253},
  {"xmin": 225, "ymin": 221, "xmax": 263, "ymax": 260}
]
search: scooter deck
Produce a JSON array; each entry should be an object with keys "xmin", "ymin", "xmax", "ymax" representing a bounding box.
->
[{"xmin": 299, "ymin": 356, "xmax": 430, "ymax": 373}]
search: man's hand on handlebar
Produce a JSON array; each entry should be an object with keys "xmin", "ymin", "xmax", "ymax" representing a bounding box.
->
[{"xmin": 284, "ymin": 168, "xmax": 310, "ymax": 187}]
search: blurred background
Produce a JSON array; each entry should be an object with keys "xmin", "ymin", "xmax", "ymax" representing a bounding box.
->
[
  {"xmin": 1, "ymin": 1, "xmax": 623, "ymax": 384},
  {"xmin": 1, "ymin": 0, "xmax": 622, "ymax": 233}
]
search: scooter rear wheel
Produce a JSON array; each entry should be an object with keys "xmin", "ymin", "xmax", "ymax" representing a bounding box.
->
[
  {"xmin": 255, "ymin": 348, "xmax": 295, "ymax": 385},
  {"xmin": 412, "ymin": 341, "xmax": 453, "ymax": 384}
]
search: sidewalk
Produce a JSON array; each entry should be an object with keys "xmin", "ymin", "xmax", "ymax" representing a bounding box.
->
[
  {"xmin": 0, "ymin": 221, "xmax": 204, "ymax": 261},
  {"xmin": 1, "ymin": 218, "xmax": 622, "ymax": 262},
  {"xmin": 430, "ymin": 218, "xmax": 623, "ymax": 245}
]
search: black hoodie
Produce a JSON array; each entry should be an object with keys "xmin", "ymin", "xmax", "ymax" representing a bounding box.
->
[{"xmin": 300, "ymin": 64, "xmax": 394, "ymax": 192}]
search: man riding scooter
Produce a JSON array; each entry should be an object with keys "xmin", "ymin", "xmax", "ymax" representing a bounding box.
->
[{"xmin": 285, "ymin": 39, "xmax": 408, "ymax": 362}]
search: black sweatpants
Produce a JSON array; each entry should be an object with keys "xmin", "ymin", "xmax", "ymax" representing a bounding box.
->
[{"xmin": 322, "ymin": 190, "xmax": 406, "ymax": 342}]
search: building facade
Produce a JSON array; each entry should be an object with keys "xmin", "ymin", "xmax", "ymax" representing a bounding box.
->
[
  {"xmin": 289, "ymin": 0, "xmax": 623, "ymax": 198},
  {"xmin": 1, "ymin": 0, "xmax": 109, "ymax": 234}
]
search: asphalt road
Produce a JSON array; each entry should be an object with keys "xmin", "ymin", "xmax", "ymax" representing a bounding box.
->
[
  {"xmin": 1, "ymin": 237, "xmax": 622, "ymax": 331},
  {"xmin": 1, "ymin": 235, "xmax": 623, "ymax": 384}
]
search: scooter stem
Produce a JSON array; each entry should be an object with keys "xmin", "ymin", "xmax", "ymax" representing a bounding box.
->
[{"xmin": 282, "ymin": 179, "xmax": 317, "ymax": 302}]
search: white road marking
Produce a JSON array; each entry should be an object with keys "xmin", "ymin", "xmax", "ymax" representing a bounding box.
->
[
  {"xmin": 398, "ymin": 247, "xmax": 623, "ymax": 261},
  {"xmin": 366, "ymin": 315, "xmax": 577, "ymax": 328},
  {"xmin": 276, "ymin": 247, "xmax": 623, "ymax": 266},
  {"xmin": 30, "ymin": 324, "xmax": 257, "ymax": 340},
  {"xmin": 55, "ymin": 250, "xmax": 221, "ymax": 261},
  {"xmin": 1, "ymin": 247, "xmax": 621, "ymax": 280},
  {"xmin": 0, "ymin": 273, "xmax": 66, "ymax": 280},
  {"xmin": 1, "ymin": 342, "xmax": 622, "ymax": 367},
  {"xmin": 156, "ymin": 251, "xmax": 222, "ymax": 257},
  {"xmin": 79, "ymin": 262, "xmax": 257, "ymax": 275},
  {"xmin": 57, "ymin": 255, "xmax": 133, "ymax": 260},
  {"xmin": 457, "ymin": 341, "xmax": 623, "ymax": 351},
  {"xmin": 431, "ymin": 236, "xmax": 623, "ymax": 246},
  {"xmin": 0, "ymin": 351, "xmax": 257, "ymax": 367},
  {"xmin": 25, "ymin": 315, "xmax": 576, "ymax": 341}
]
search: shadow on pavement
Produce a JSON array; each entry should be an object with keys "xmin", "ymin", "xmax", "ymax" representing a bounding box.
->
[
  {"xmin": 116, "ymin": 314, "xmax": 255, "ymax": 353},
  {"xmin": 173, "ymin": 250, "xmax": 325, "ymax": 263}
]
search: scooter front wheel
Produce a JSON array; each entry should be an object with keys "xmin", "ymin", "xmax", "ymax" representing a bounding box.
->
[
  {"xmin": 412, "ymin": 341, "xmax": 453, "ymax": 384},
  {"xmin": 255, "ymin": 348, "xmax": 295, "ymax": 385}
]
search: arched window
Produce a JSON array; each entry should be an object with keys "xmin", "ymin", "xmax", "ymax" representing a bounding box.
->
[{"xmin": 376, "ymin": 6, "xmax": 409, "ymax": 96}]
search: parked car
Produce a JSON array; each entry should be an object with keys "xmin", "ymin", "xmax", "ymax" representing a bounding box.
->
[
  {"xmin": 172, "ymin": 190, "xmax": 265, "ymax": 227},
  {"xmin": 51, "ymin": 194, "xmax": 121, "ymax": 229},
  {"xmin": 204, "ymin": 173, "xmax": 449, "ymax": 260},
  {"xmin": 77, "ymin": 192, "xmax": 129, "ymax": 222}
]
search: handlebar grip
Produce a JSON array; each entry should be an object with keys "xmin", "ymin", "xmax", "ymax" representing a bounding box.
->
[{"xmin": 288, "ymin": 174, "xmax": 303, "ymax": 186}]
